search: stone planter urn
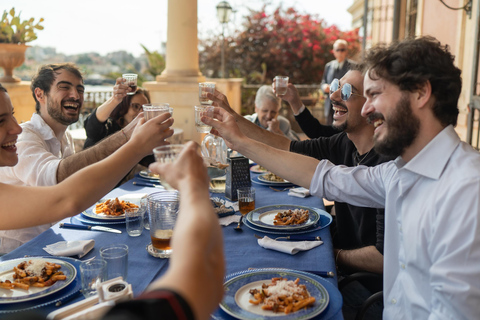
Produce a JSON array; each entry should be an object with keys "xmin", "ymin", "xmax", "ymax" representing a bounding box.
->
[{"xmin": 0, "ymin": 43, "xmax": 29, "ymax": 83}]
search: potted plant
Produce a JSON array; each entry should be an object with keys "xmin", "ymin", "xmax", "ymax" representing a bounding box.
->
[{"xmin": 0, "ymin": 8, "xmax": 44, "ymax": 82}]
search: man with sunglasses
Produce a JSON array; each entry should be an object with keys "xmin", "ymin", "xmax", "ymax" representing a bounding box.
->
[{"xmin": 320, "ymin": 39, "xmax": 352, "ymax": 126}]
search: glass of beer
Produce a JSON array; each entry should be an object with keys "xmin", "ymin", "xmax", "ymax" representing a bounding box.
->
[
  {"xmin": 194, "ymin": 105, "xmax": 214, "ymax": 133},
  {"xmin": 237, "ymin": 187, "xmax": 256, "ymax": 215},
  {"xmin": 147, "ymin": 191, "xmax": 180, "ymax": 258},
  {"xmin": 198, "ymin": 82, "xmax": 215, "ymax": 105},
  {"xmin": 143, "ymin": 103, "xmax": 173, "ymax": 121},
  {"xmin": 274, "ymin": 76, "xmax": 289, "ymax": 95},
  {"xmin": 153, "ymin": 144, "xmax": 185, "ymax": 190},
  {"xmin": 122, "ymin": 73, "xmax": 138, "ymax": 95}
]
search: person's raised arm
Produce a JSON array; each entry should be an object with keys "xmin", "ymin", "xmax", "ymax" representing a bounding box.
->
[
  {"xmin": 146, "ymin": 142, "xmax": 225, "ymax": 320},
  {"xmin": 208, "ymin": 90, "xmax": 291, "ymax": 151},
  {"xmin": 0, "ymin": 113, "xmax": 174, "ymax": 230},
  {"xmin": 203, "ymin": 107, "xmax": 319, "ymax": 189},
  {"xmin": 57, "ymin": 112, "xmax": 143, "ymax": 182},
  {"xmin": 94, "ymin": 77, "xmax": 129, "ymax": 122},
  {"xmin": 273, "ymin": 82, "xmax": 304, "ymax": 115}
]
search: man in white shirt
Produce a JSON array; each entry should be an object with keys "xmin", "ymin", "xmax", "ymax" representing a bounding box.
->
[
  {"xmin": 0, "ymin": 63, "xmax": 172, "ymax": 253},
  {"xmin": 204, "ymin": 36, "xmax": 480, "ymax": 319}
]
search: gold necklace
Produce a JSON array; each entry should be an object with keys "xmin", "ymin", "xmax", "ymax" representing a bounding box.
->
[{"xmin": 354, "ymin": 149, "xmax": 372, "ymax": 166}]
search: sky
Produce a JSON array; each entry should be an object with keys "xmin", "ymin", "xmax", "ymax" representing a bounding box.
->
[{"xmin": 7, "ymin": 0, "xmax": 354, "ymax": 57}]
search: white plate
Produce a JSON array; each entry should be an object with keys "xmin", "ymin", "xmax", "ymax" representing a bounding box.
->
[
  {"xmin": 258, "ymin": 173, "xmax": 290, "ymax": 184},
  {"xmin": 82, "ymin": 194, "xmax": 146, "ymax": 221},
  {"xmin": 139, "ymin": 170, "xmax": 160, "ymax": 181},
  {"xmin": 246, "ymin": 205, "xmax": 320, "ymax": 231},
  {"xmin": 0, "ymin": 257, "xmax": 76, "ymax": 304},
  {"xmin": 250, "ymin": 164, "xmax": 268, "ymax": 173}
]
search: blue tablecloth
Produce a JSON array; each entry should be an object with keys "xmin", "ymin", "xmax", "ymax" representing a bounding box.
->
[{"xmin": 0, "ymin": 173, "xmax": 343, "ymax": 319}]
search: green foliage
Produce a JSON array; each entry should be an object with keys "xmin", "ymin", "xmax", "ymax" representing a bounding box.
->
[
  {"xmin": 0, "ymin": 8, "xmax": 44, "ymax": 44},
  {"xmin": 141, "ymin": 44, "xmax": 165, "ymax": 78},
  {"xmin": 199, "ymin": 5, "xmax": 361, "ymax": 84}
]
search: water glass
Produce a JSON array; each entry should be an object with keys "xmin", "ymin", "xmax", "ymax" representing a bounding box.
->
[
  {"xmin": 194, "ymin": 105, "xmax": 214, "ymax": 133},
  {"xmin": 198, "ymin": 82, "xmax": 215, "ymax": 105},
  {"xmin": 100, "ymin": 244, "xmax": 129, "ymax": 281},
  {"xmin": 274, "ymin": 76, "xmax": 289, "ymax": 95},
  {"xmin": 122, "ymin": 73, "xmax": 138, "ymax": 95},
  {"xmin": 237, "ymin": 187, "xmax": 256, "ymax": 215},
  {"xmin": 125, "ymin": 208, "xmax": 143, "ymax": 237},
  {"xmin": 80, "ymin": 259, "xmax": 107, "ymax": 298},
  {"xmin": 139, "ymin": 197, "xmax": 150, "ymax": 230},
  {"xmin": 153, "ymin": 144, "xmax": 185, "ymax": 190},
  {"xmin": 143, "ymin": 103, "xmax": 173, "ymax": 121},
  {"xmin": 148, "ymin": 191, "xmax": 180, "ymax": 258}
]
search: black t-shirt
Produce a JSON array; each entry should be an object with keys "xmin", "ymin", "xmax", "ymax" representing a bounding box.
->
[
  {"xmin": 293, "ymin": 106, "xmax": 339, "ymax": 139},
  {"xmin": 290, "ymin": 132, "xmax": 392, "ymax": 254}
]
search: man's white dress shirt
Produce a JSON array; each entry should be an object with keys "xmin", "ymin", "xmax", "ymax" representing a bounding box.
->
[
  {"xmin": 0, "ymin": 113, "xmax": 75, "ymax": 253},
  {"xmin": 310, "ymin": 126, "xmax": 480, "ymax": 319}
]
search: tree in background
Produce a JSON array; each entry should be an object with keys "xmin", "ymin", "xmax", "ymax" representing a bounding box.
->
[{"xmin": 199, "ymin": 5, "xmax": 361, "ymax": 84}]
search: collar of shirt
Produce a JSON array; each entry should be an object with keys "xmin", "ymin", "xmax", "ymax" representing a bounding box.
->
[
  {"xmin": 336, "ymin": 61, "xmax": 345, "ymax": 70},
  {"xmin": 395, "ymin": 125, "xmax": 460, "ymax": 180},
  {"xmin": 25, "ymin": 113, "xmax": 58, "ymax": 142}
]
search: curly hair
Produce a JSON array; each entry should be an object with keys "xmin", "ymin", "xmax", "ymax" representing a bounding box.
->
[
  {"xmin": 110, "ymin": 88, "xmax": 151, "ymax": 127},
  {"xmin": 30, "ymin": 63, "xmax": 84, "ymax": 113},
  {"xmin": 364, "ymin": 36, "xmax": 461, "ymax": 127}
]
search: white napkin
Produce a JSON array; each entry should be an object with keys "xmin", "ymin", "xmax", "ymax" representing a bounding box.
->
[
  {"xmin": 288, "ymin": 187, "xmax": 311, "ymax": 198},
  {"xmin": 219, "ymin": 214, "xmax": 241, "ymax": 226},
  {"xmin": 226, "ymin": 200, "xmax": 239, "ymax": 212},
  {"xmin": 43, "ymin": 240, "xmax": 95, "ymax": 258},
  {"xmin": 257, "ymin": 236, "xmax": 323, "ymax": 255}
]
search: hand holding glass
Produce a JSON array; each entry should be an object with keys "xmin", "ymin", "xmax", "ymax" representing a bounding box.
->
[
  {"xmin": 143, "ymin": 103, "xmax": 173, "ymax": 121},
  {"xmin": 153, "ymin": 144, "xmax": 185, "ymax": 190},
  {"xmin": 195, "ymin": 105, "xmax": 214, "ymax": 133},
  {"xmin": 274, "ymin": 76, "xmax": 289, "ymax": 95},
  {"xmin": 199, "ymin": 82, "xmax": 215, "ymax": 105}
]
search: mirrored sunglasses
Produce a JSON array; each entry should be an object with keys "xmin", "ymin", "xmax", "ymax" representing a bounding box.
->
[{"xmin": 330, "ymin": 78, "xmax": 363, "ymax": 101}]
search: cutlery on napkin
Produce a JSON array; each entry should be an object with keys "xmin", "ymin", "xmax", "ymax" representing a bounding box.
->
[
  {"xmin": 43, "ymin": 240, "xmax": 95, "ymax": 258},
  {"xmin": 257, "ymin": 235, "xmax": 323, "ymax": 255},
  {"xmin": 288, "ymin": 187, "xmax": 311, "ymax": 198}
]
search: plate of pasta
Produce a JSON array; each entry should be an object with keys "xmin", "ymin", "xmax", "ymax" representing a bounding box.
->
[
  {"xmin": 0, "ymin": 257, "xmax": 76, "ymax": 304},
  {"xmin": 220, "ymin": 269, "xmax": 329, "ymax": 320},
  {"xmin": 82, "ymin": 194, "xmax": 145, "ymax": 221},
  {"xmin": 246, "ymin": 205, "xmax": 320, "ymax": 231}
]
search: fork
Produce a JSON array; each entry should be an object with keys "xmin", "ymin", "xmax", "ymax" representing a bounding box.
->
[{"xmin": 269, "ymin": 186, "xmax": 294, "ymax": 192}]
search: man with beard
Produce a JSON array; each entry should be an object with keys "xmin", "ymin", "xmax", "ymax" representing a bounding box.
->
[
  {"xmin": 204, "ymin": 37, "xmax": 480, "ymax": 319},
  {"xmin": 0, "ymin": 63, "xmax": 173, "ymax": 253}
]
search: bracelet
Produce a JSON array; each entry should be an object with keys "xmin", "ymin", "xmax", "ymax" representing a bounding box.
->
[
  {"xmin": 335, "ymin": 249, "xmax": 343, "ymax": 265},
  {"xmin": 121, "ymin": 129, "xmax": 128, "ymax": 142}
]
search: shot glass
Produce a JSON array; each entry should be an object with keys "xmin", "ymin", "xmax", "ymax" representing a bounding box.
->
[
  {"xmin": 142, "ymin": 103, "xmax": 173, "ymax": 121},
  {"xmin": 80, "ymin": 259, "xmax": 107, "ymax": 298},
  {"xmin": 198, "ymin": 82, "xmax": 215, "ymax": 105},
  {"xmin": 237, "ymin": 187, "xmax": 256, "ymax": 216},
  {"xmin": 148, "ymin": 191, "xmax": 180, "ymax": 258},
  {"xmin": 100, "ymin": 244, "xmax": 129, "ymax": 281},
  {"xmin": 122, "ymin": 73, "xmax": 138, "ymax": 95},
  {"xmin": 274, "ymin": 76, "xmax": 289, "ymax": 95},
  {"xmin": 194, "ymin": 105, "xmax": 214, "ymax": 133},
  {"xmin": 125, "ymin": 208, "xmax": 143, "ymax": 237},
  {"xmin": 153, "ymin": 144, "xmax": 185, "ymax": 190}
]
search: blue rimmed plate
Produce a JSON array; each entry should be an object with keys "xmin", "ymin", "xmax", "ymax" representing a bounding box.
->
[
  {"xmin": 246, "ymin": 205, "xmax": 320, "ymax": 231},
  {"xmin": 220, "ymin": 268, "xmax": 329, "ymax": 320},
  {"xmin": 251, "ymin": 175, "xmax": 295, "ymax": 187},
  {"xmin": 0, "ymin": 257, "xmax": 76, "ymax": 304}
]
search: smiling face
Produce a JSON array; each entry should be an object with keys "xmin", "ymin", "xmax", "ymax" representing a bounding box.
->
[
  {"xmin": 255, "ymin": 98, "xmax": 280, "ymax": 128},
  {"xmin": 39, "ymin": 69, "xmax": 85, "ymax": 126},
  {"xmin": 330, "ymin": 70, "xmax": 367, "ymax": 133},
  {"xmin": 124, "ymin": 93, "xmax": 149, "ymax": 125},
  {"xmin": 0, "ymin": 91, "xmax": 23, "ymax": 167},
  {"xmin": 362, "ymin": 71, "xmax": 420, "ymax": 157}
]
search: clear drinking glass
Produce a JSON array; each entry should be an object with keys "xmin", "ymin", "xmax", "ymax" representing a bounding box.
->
[
  {"xmin": 122, "ymin": 73, "xmax": 138, "ymax": 95},
  {"xmin": 274, "ymin": 76, "xmax": 289, "ymax": 95},
  {"xmin": 142, "ymin": 103, "xmax": 173, "ymax": 121},
  {"xmin": 153, "ymin": 144, "xmax": 185, "ymax": 190},
  {"xmin": 237, "ymin": 187, "xmax": 256, "ymax": 216},
  {"xmin": 80, "ymin": 259, "xmax": 107, "ymax": 298},
  {"xmin": 198, "ymin": 82, "xmax": 215, "ymax": 105},
  {"xmin": 100, "ymin": 244, "xmax": 129, "ymax": 281},
  {"xmin": 194, "ymin": 105, "xmax": 214, "ymax": 133},
  {"xmin": 125, "ymin": 208, "xmax": 143, "ymax": 237}
]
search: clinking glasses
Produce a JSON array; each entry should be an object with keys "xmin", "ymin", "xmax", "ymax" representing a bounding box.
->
[{"xmin": 330, "ymin": 78, "xmax": 364, "ymax": 101}]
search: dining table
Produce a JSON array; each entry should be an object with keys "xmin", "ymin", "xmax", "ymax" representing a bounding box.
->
[{"xmin": 0, "ymin": 171, "xmax": 343, "ymax": 320}]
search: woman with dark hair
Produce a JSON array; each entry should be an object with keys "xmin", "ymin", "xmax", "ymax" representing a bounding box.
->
[{"xmin": 84, "ymin": 81, "xmax": 151, "ymax": 148}]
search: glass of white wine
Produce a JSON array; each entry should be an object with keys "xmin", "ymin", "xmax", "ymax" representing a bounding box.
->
[{"xmin": 152, "ymin": 144, "xmax": 185, "ymax": 190}]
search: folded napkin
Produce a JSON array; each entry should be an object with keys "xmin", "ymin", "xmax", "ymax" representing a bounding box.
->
[
  {"xmin": 288, "ymin": 187, "xmax": 311, "ymax": 198},
  {"xmin": 257, "ymin": 236, "xmax": 322, "ymax": 255},
  {"xmin": 43, "ymin": 240, "xmax": 95, "ymax": 258},
  {"xmin": 219, "ymin": 214, "xmax": 241, "ymax": 226}
]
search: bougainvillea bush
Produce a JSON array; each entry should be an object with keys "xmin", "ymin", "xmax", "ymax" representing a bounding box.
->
[{"xmin": 199, "ymin": 5, "xmax": 361, "ymax": 84}]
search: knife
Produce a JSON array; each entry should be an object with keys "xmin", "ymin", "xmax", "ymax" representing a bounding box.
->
[
  {"xmin": 275, "ymin": 235, "xmax": 322, "ymax": 241},
  {"xmin": 247, "ymin": 267, "xmax": 334, "ymax": 278},
  {"xmin": 60, "ymin": 223, "xmax": 122, "ymax": 234},
  {"xmin": 133, "ymin": 182, "xmax": 164, "ymax": 188}
]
